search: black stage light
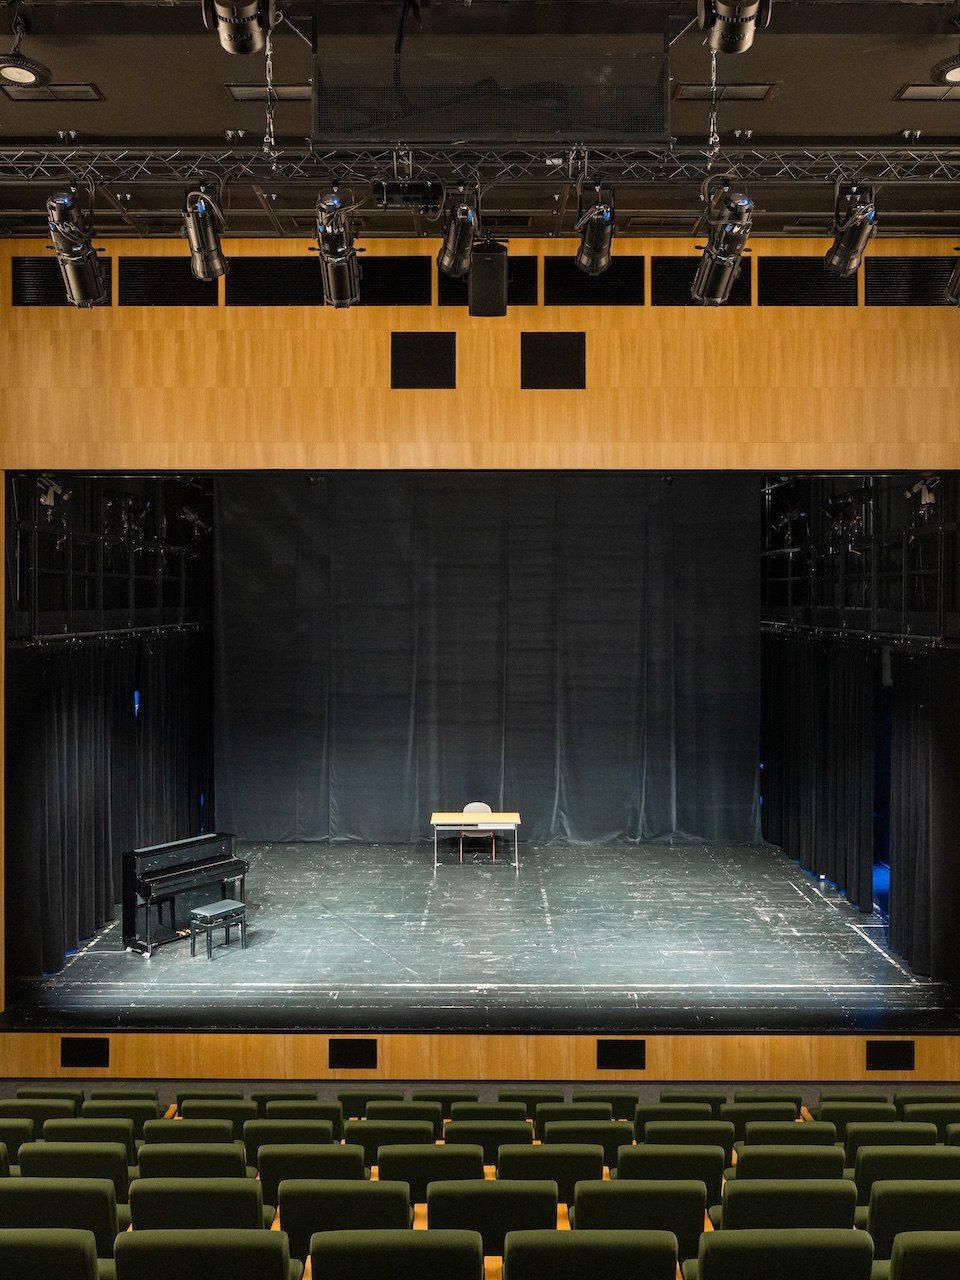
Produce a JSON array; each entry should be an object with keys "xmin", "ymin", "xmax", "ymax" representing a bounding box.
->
[
  {"xmin": 945, "ymin": 251, "xmax": 960, "ymax": 306},
  {"xmin": 316, "ymin": 192, "xmax": 360, "ymax": 308},
  {"xmin": 437, "ymin": 203, "xmax": 477, "ymax": 278},
  {"xmin": 183, "ymin": 189, "xmax": 229, "ymax": 281},
  {"xmin": 46, "ymin": 188, "xmax": 106, "ymax": 308},
  {"xmin": 575, "ymin": 202, "xmax": 615, "ymax": 276},
  {"xmin": 697, "ymin": 0, "xmax": 772, "ymax": 55},
  {"xmin": 0, "ymin": 13, "xmax": 51, "ymax": 87},
  {"xmin": 824, "ymin": 182, "xmax": 876, "ymax": 277},
  {"xmin": 201, "ymin": 0, "xmax": 276, "ymax": 54},
  {"xmin": 691, "ymin": 177, "xmax": 753, "ymax": 306}
]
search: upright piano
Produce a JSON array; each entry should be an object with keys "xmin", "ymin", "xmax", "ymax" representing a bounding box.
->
[{"xmin": 121, "ymin": 832, "xmax": 247, "ymax": 956}]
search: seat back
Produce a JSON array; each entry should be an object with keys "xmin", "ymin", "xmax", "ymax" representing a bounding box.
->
[
  {"xmin": 258, "ymin": 1144, "xmax": 368, "ymax": 1206},
  {"xmin": 179, "ymin": 1099, "xmax": 257, "ymax": 1139},
  {"xmin": 411, "ymin": 1091, "xmax": 479, "ymax": 1119},
  {"xmin": 365, "ymin": 1101, "xmax": 443, "ymax": 1139},
  {"xmin": 894, "ymin": 1091, "xmax": 960, "ymax": 1120},
  {"xmin": 719, "ymin": 1103, "xmax": 799, "ymax": 1142},
  {"xmin": 18, "ymin": 1141, "xmax": 131, "ymax": 1201},
  {"xmin": 311, "ymin": 1228, "xmax": 482, "ymax": 1280},
  {"xmin": 278, "ymin": 1178, "xmax": 411, "ymax": 1261},
  {"xmin": 741, "ymin": 1121, "xmax": 837, "ymax": 1150},
  {"xmin": 0, "ymin": 1226, "xmax": 101, "ymax": 1280},
  {"xmin": 541, "ymin": 1120, "xmax": 633, "ymax": 1167},
  {"xmin": 570, "ymin": 1178, "xmax": 706, "ymax": 1262},
  {"xmin": 143, "ymin": 1118, "xmax": 237, "ymax": 1146},
  {"xmin": 496, "ymin": 1143, "xmax": 603, "ymax": 1205},
  {"xmin": 450, "ymin": 1102, "xmax": 528, "ymax": 1122},
  {"xmin": 732, "ymin": 1145, "xmax": 846, "ymax": 1181},
  {"xmin": 0, "ymin": 1098, "xmax": 78, "ymax": 1127},
  {"xmin": 426, "ymin": 1179, "xmax": 558, "ymax": 1255},
  {"xmin": 0, "ymin": 1119, "xmax": 33, "ymax": 1162},
  {"xmin": 378, "ymin": 1143, "xmax": 484, "ymax": 1203},
  {"xmin": 250, "ymin": 1090, "xmax": 318, "ymax": 1118},
  {"xmin": 463, "ymin": 800, "xmax": 492, "ymax": 813},
  {"xmin": 244, "ymin": 1119, "xmax": 335, "ymax": 1168},
  {"xmin": 733, "ymin": 1091, "xmax": 803, "ymax": 1115},
  {"xmin": 17, "ymin": 1086, "xmax": 86, "ymax": 1107},
  {"xmin": 692, "ymin": 1227, "xmax": 873, "ymax": 1280},
  {"xmin": 659, "ymin": 1090, "xmax": 727, "ymax": 1119},
  {"xmin": 900, "ymin": 1103, "xmax": 960, "ymax": 1140},
  {"xmin": 498, "ymin": 1091, "xmax": 564, "ymax": 1120},
  {"xmin": 0, "ymin": 1176, "xmax": 119, "ymax": 1258},
  {"xmin": 818, "ymin": 1091, "xmax": 889, "ymax": 1106},
  {"xmin": 130, "ymin": 1176, "xmax": 268, "ymax": 1230},
  {"xmin": 175, "ymin": 1089, "xmax": 244, "ymax": 1112},
  {"xmin": 81, "ymin": 1098, "xmax": 162, "ymax": 1138},
  {"xmin": 634, "ymin": 1103, "xmax": 712, "ymax": 1139},
  {"xmin": 502, "ymin": 1227, "xmax": 678, "ymax": 1280},
  {"xmin": 264, "ymin": 1101, "xmax": 343, "ymax": 1138},
  {"xmin": 137, "ymin": 1142, "xmax": 250, "ymax": 1180},
  {"xmin": 852, "ymin": 1145, "xmax": 960, "ymax": 1206},
  {"xmin": 89, "ymin": 1088, "xmax": 160, "ymax": 1102},
  {"xmin": 570, "ymin": 1092, "xmax": 640, "ymax": 1122},
  {"xmin": 336, "ymin": 1090, "xmax": 405, "ymax": 1119},
  {"xmin": 887, "ymin": 1230, "xmax": 960, "ymax": 1280},
  {"xmin": 616, "ymin": 1143, "xmax": 725, "ymax": 1206},
  {"xmin": 343, "ymin": 1119, "xmax": 435, "ymax": 1167},
  {"xmin": 534, "ymin": 1103, "xmax": 612, "ymax": 1139},
  {"xmin": 0, "ymin": 1143, "xmax": 8, "ymax": 1178},
  {"xmin": 717, "ymin": 1178, "xmax": 856, "ymax": 1230},
  {"xmin": 442, "ymin": 1120, "xmax": 534, "ymax": 1165},
  {"xmin": 114, "ymin": 1227, "xmax": 297, "ymax": 1280},
  {"xmin": 644, "ymin": 1120, "xmax": 735, "ymax": 1164},
  {"xmin": 866, "ymin": 1180, "xmax": 960, "ymax": 1259},
  {"xmin": 815, "ymin": 1102, "xmax": 897, "ymax": 1140},
  {"xmin": 845, "ymin": 1122, "xmax": 937, "ymax": 1166},
  {"xmin": 44, "ymin": 1117, "xmax": 138, "ymax": 1164}
]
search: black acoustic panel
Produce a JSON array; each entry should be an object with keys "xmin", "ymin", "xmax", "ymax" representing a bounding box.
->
[
  {"xmin": 357, "ymin": 256, "xmax": 432, "ymax": 306},
  {"xmin": 758, "ymin": 257, "xmax": 858, "ymax": 307},
  {"xmin": 225, "ymin": 256, "xmax": 323, "ymax": 306},
  {"xmin": 12, "ymin": 256, "xmax": 112, "ymax": 306},
  {"xmin": 651, "ymin": 256, "xmax": 751, "ymax": 307},
  {"xmin": 865, "ymin": 257, "xmax": 955, "ymax": 306},
  {"xmin": 521, "ymin": 331, "xmax": 586, "ymax": 389},
  {"xmin": 119, "ymin": 257, "xmax": 218, "ymax": 306},
  {"xmin": 865, "ymin": 1039, "xmax": 915, "ymax": 1071},
  {"xmin": 391, "ymin": 332, "xmax": 456, "ymax": 388},
  {"xmin": 61, "ymin": 1036, "xmax": 110, "ymax": 1068},
  {"xmin": 544, "ymin": 255, "xmax": 645, "ymax": 306},
  {"xmin": 597, "ymin": 1039, "xmax": 646, "ymax": 1070},
  {"xmin": 438, "ymin": 255, "xmax": 538, "ymax": 308},
  {"xmin": 328, "ymin": 1038, "xmax": 378, "ymax": 1069}
]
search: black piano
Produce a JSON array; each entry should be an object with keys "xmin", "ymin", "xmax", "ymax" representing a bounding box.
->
[{"xmin": 121, "ymin": 832, "xmax": 247, "ymax": 956}]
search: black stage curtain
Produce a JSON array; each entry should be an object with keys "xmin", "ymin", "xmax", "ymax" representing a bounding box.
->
[
  {"xmin": 761, "ymin": 634, "xmax": 875, "ymax": 912},
  {"xmin": 889, "ymin": 650, "xmax": 960, "ymax": 979},
  {"xmin": 214, "ymin": 473, "xmax": 760, "ymax": 845},
  {"xmin": 5, "ymin": 631, "xmax": 210, "ymax": 976}
]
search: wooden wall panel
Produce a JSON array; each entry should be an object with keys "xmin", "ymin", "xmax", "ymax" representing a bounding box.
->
[{"xmin": 1, "ymin": 1031, "xmax": 958, "ymax": 1083}]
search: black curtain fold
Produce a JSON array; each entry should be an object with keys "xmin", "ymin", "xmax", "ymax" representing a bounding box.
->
[
  {"xmin": 214, "ymin": 473, "xmax": 761, "ymax": 845},
  {"xmin": 761, "ymin": 633, "xmax": 875, "ymax": 912},
  {"xmin": 5, "ymin": 630, "xmax": 210, "ymax": 976}
]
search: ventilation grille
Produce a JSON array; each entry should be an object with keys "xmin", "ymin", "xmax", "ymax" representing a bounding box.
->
[
  {"xmin": 12, "ymin": 256, "xmax": 112, "ymax": 306},
  {"xmin": 226, "ymin": 256, "xmax": 321, "ymax": 306},
  {"xmin": 438, "ymin": 255, "xmax": 538, "ymax": 307},
  {"xmin": 757, "ymin": 257, "xmax": 857, "ymax": 306},
  {"xmin": 356, "ymin": 256, "xmax": 431, "ymax": 306},
  {"xmin": 865, "ymin": 257, "xmax": 955, "ymax": 306},
  {"xmin": 544, "ymin": 256, "xmax": 644, "ymax": 306},
  {"xmin": 651, "ymin": 256, "xmax": 751, "ymax": 306},
  {"xmin": 119, "ymin": 257, "xmax": 218, "ymax": 306}
]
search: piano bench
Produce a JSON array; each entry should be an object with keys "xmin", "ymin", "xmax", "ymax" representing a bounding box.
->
[{"xmin": 189, "ymin": 898, "xmax": 247, "ymax": 959}]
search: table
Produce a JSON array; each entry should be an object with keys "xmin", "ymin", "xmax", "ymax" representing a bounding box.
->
[{"xmin": 430, "ymin": 812, "xmax": 521, "ymax": 873}]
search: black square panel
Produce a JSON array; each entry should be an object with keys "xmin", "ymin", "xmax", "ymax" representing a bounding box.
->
[
  {"xmin": 758, "ymin": 257, "xmax": 857, "ymax": 306},
  {"xmin": 521, "ymin": 332, "xmax": 586, "ymax": 389},
  {"xmin": 652, "ymin": 255, "xmax": 751, "ymax": 306},
  {"xmin": 13, "ymin": 256, "xmax": 112, "ymax": 306},
  {"xmin": 358, "ymin": 256, "xmax": 431, "ymax": 306},
  {"xmin": 120, "ymin": 257, "xmax": 218, "ymax": 306},
  {"xmin": 544, "ymin": 255, "xmax": 644, "ymax": 305},
  {"xmin": 438, "ymin": 254, "xmax": 538, "ymax": 307},
  {"xmin": 226, "ymin": 256, "xmax": 322, "ymax": 305},
  {"xmin": 391, "ymin": 332, "xmax": 456, "ymax": 388},
  {"xmin": 865, "ymin": 257, "xmax": 955, "ymax": 306}
]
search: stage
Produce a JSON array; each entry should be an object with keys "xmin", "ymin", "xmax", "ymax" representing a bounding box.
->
[{"xmin": 6, "ymin": 840, "xmax": 958, "ymax": 1035}]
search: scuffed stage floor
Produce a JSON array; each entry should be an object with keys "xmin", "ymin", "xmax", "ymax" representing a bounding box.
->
[{"xmin": 8, "ymin": 842, "xmax": 959, "ymax": 1032}]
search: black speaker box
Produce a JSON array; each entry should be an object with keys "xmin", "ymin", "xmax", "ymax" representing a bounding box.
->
[{"xmin": 468, "ymin": 241, "xmax": 508, "ymax": 316}]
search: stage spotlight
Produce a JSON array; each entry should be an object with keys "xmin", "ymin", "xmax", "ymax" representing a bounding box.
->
[
  {"xmin": 691, "ymin": 176, "xmax": 753, "ymax": 306},
  {"xmin": 0, "ymin": 13, "xmax": 51, "ymax": 87},
  {"xmin": 945, "ymin": 252, "xmax": 960, "ymax": 306},
  {"xmin": 697, "ymin": 0, "xmax": 773, "ymax": 55},
  {"xmin": 315, "ymin": 192, "xmax": 360, "ymax": 308},
  {"xmin": 201, "ymin": 0, "xmax": 276, "ymax": 54},
  {"xmin": 824, "ymin": 182, "xmax": 876, "ymax": 277},
  {"xmin": 183, "ymin": 189, "xmax": 229, "ymax": 281},
  {"xmin": 45, "ymin": 188, "xmax": 106, "ymax": 309},
  {"xmin": 437, "ymin": 204, "xmax": 477, "ymax": 278},
  {"xmin": 575, "ymin": 202, "xmax": 615, "ymax": 276}
]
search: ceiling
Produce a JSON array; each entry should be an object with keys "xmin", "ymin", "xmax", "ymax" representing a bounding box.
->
[{"xmin": 2, "ymin": 0, "xmax": 960, "ymax": 238}]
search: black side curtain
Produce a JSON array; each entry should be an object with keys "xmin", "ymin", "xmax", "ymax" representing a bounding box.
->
[
  {"xmin": 5, "ymin": 630, "xmax": 210, "ymax": 976},
  {"xmin": 761, "ymin": 633, "xmax": 876, "ymax": 911},
  {"xmin": 214, "ymin": 473, "xmax": 761, "ymax": 845},
  {"xmin": 889, "ymin": 650, "xmax": 960, "ymax": 979}
]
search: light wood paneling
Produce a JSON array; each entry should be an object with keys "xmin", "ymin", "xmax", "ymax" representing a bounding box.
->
[{"xmin": 0, "ymin": 1031, "xmax": 958, "ymax": 1083}]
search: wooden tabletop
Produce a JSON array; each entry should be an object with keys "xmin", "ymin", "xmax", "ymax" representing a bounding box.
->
[{"xmin": 431, "ymin": 812, "xmax": 521, "ymax": 825}]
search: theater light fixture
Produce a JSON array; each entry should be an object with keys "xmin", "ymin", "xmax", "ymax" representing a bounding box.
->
[
  {"xmin": 575, "ymin": 186, "xmax": 615, "ymax": 276},
  {"xmin": 315, "ymin": 192, "xmax": 360, "ymax": 308},
  {"xmin": 945, "ymin": 249, "xmax": 960, "ymax": 306},
  {"xmin": 201, "ymin": 0, "xmax": 276, "ymax": 54},
  {"xmin": 0, "ymin": 11, "xmax": 51, "ymax": 87},
  {"xmin": 691, "ymin": 175, "xmax": 753, "ymax": 306},
  {"xmin": 183, "ymin": 189, "xmax": 228, "ymax": 281},
  {"xmin": 437, "ymin": 203, "xmax": 477, "ymax": 278},
  {"xmin": 697, "ymin": 0, "xmax": 773, "ymax": 55},
  {"xmin": 824, "ymin": 181, "xmax": 877, "ymax": 277},
  {"xmin": 45, "ymin": 186, "xmax": 106, "ymax": 308}
]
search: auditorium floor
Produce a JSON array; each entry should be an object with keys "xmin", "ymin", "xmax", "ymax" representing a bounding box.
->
[{"xmin": 8, "ymin": 841, "xmax": 959, "ymax": 1032}]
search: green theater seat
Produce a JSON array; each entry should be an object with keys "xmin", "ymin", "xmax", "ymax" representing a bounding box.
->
[
  {"xmin": 570, "ymin": 1177, "xmax": 706, "ymax": 1263},
  {"xmin": 258, "ymin": 1145, "xmax": 369, "ymax": 1208},
  {"xmin": 503, "ymin": 1227, "xmax": 678, "ymax": 1280},
  {"xmin": 427, "ymin": 1178, "xmax": 558, "ymax": 1254},
  {"xmin": 114, "ymin": 1227, "xmax": 303, "ymax": 1280},
  {"xmin": 0, "ymin": 1226, "xmax": 114, "ymax": 1280},
  {"xmin": 278, "ymin": 1178, "xmax": 413, "ymax": 1261},
  {"xmin": 681, "ymin": 1227, "xmax": 873, "ymax": 1280},
  {"xmin": 310, "ymin": 1227, "xmax": 482, "ymax": 1280},
  {"xmin": 377, "ymin": 1143, "xmax": 484, "ymax": 1203}
]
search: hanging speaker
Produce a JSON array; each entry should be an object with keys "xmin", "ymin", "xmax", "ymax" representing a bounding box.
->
[{"xmin": 468, "ymin": 241, "xmax": 508, "ymax": 316}]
